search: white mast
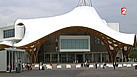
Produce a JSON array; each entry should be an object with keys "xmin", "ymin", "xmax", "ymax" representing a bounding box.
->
[{"xmin": 77, "ymin": 0, "xmax": 92, "ymax": 7}]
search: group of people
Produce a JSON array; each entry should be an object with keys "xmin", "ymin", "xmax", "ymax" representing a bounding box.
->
[
  {"xmin": 81, "ymin": 61, "xmax": 90, "ymax": 67},
  {"xmin": 39, "ymin": 62, "xmax": 53, "ymax": 70},
  {"xmin": 39, "ymin": 62, "xmax": 44, "ymax": 70},
  {"xmin": 95, "ymin": 62, "xmax": 107, "ymax": 69},
  {"xmin": 22, "ymin": 62, "xmax": 32, "ymax": 71},
  {"xmin": 81, "ymin": 61, "xmax": 107, "ymax": 69},
  {"xmin": 22, "ymin": 61, "xmax": 116, "ymax": 70}
]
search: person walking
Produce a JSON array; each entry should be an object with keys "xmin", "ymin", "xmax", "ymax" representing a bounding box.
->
[
  {"xmin": 95, "ymin": 62, "xmax": 98, "ymax": 69},
  {"xmin": 113, "ymin": 61, "xmax": 116, "ymax": 70},
  {"xmin": 103, "ymin": 62, "xmax": 106, "ymax": 69}
]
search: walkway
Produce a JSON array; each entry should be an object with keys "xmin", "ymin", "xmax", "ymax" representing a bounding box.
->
[{"xmin": 0, "ymin": 67, "xmax": 137, "ymax": 77}]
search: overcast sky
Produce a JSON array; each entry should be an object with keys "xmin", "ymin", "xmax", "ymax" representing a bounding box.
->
[{"xmin": 0, "ymin": 0, "xmax": 137, "ymax": 34}]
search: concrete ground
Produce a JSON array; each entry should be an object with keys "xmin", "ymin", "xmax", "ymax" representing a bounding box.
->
[{"xmin": 0, "ymin": 67, "xmax": 137, "ymax": 77}]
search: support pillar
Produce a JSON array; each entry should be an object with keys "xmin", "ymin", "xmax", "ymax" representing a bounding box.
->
[
  {"xmin": 100, "ymin": 53, "xmax": 102, "ymax": 62},
  {"xmin": 83, "ymin": 53, "xmax": 85, "ymax": 62},
  {"xmin": 121, "ymin": 51, "xmax": 123, "ymax": 62},
  {"xmin": 58, "ymin": 53, "xmax": 59, "ymax": 63},
  {"xmin": 66, "ymin": 53, "xmax": 68, "ymax": 62},
  {"xmin": 43, "ymin": 53, "xmax": 45, "ymax": 63},
  {"xmin": 50, "ymin": 54, "xmax": 52, "ymax": 62},
  {"xmin": 12, "ymin": 51, "xmax": 14, "ymax": 70},
  {"xmin": 75, "ymin": 54, "xmax": 76, "ymax": 62},
  {"xmin": 8, "ymin": 51, "xmax": 10, "ymax": 72},
  {"xmin": 92, "ymin": 53, "xmax": 94, "ymax": 62}
]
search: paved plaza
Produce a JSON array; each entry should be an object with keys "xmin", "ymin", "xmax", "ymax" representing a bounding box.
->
[{"xmin": 0, "ymin": 67, "xmax": 137, "ymax": 77}]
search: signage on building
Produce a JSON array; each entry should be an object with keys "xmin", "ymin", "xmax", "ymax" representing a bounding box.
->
[{"xmin": 121, "ymin": 7, "xmax": 126, "ymax": 15}]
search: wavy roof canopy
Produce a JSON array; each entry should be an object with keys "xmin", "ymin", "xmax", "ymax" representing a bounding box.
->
[{"xmin": 14, "ymin": 6, "xmax": 135, "ymax": 47}]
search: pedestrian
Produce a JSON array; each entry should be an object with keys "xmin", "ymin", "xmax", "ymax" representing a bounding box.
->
[
  {"xmin": 22, "ymin": 62, "xmax": 25, "ymax": 70},
  {"xmin": 42, "ymin": 63, "xmax": 44, "ymax": 70},
  {"xmin": 50, "ymin": 62, "xmax": 53, "ymax": 66},
  {"xmin": 84, "ymin": 61, "xmax": 87, "ymax": 67},
  {"xmin": 26, "ymin": 63, "xmax": 29, "ymax": 70},
  {"xmin": 39, "ymin": 62, "xmax": 42, "ymax": 70},
  {"xmin": 24, "ymin": 62, "xmax": 27, "ymax": 70},
  {"xmin": 113, "ymin": 61, "xmax": 116, "ymax": 70},
  {"xmin": 95, "ymin": 62, "xmax": 97, "ymax": 69},
  {"xmin": 103, "ymin": 62, "xmax": 106, "ymax": 69},
  {"xmin": 28, "ymin": 63, "xmax": 31, "ymax": 70}
]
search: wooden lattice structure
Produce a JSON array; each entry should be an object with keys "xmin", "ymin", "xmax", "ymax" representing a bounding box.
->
[
  {"xmin": 0, "ymin": 44, "xmax": 11, "ymax": 50},
  {"xmin": 0, "ymin": 26, "xmax": 136, "ymax": 63}
]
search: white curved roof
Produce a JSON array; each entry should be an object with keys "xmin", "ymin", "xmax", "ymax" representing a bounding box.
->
[
  {"xmin": 13, "ymin": 6, "xmax": 135, "ymax": 47},
  {"xmin": 0, "ymin": 41, "xmax": 13, "ymax": 46}
]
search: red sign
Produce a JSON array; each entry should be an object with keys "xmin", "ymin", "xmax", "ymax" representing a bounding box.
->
[{"xmin": 121, "ymin": 7, "xmax": 126, "ymax": 15}]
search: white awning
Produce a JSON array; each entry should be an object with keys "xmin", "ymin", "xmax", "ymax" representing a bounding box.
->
[{"xmin": 12, "ymin": 6, "xmax": 135, "ymax": 46}]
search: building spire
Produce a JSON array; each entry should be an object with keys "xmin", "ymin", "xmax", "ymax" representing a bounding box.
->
[{"xmin": 77, "ymin": 0, "xmax": 92, "ymax": 7}]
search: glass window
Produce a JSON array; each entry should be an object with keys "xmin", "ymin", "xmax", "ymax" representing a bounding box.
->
[
  {"xmin": 59, "ymin": 54, "xmax": 66, "ymax": 63},
  {"xmin": 52, "ymin": 54, "xmax": 58, "ymax": 63},
  {"xmin": 45, "ymin": 54, "xmax": 50, "ymax": 63},
  {"xmin": 85, "ymin": 54, "xmax": 92, "ymax": 62},
  {"xmin": 93, "ymin": 53, "xmax": 100, "ymax": 62},
  {"xmin": 60, "ymin": 39, "xmax": 89, "ymax": 49},
  {"xmin": 3, "ymin": 29, "xmax": 15, "ymax": 38},
  {"xmin": 68, "ymin": 54, "xmax": 75, "ymax": 63},
  {"xmin": 102, "ymin": 53, "xmax": 109, "ymax": 62}
]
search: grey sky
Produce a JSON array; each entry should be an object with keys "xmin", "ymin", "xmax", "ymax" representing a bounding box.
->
[{"xmin": 0, "ymin": 0, "xmax": 137, "ymax": 34}]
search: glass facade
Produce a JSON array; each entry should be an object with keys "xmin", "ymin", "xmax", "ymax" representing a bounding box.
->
[
  {"xmin": 94, "ymin": 53, "xmax": 100, "ymax": 62},
  {"xmin": 52, "ymin": 54, "xmax": 58, "ymax": 63},
  {"xmin": 6, "ymin": 50, "xmax": 26, "ymax": 72},
  {"xmin": 45, "ymin": 54, "xmax": 50, "ymax": 62},
  {"xmin": 44, "ymin": 53, "xmax": 108, "ymax": 63},
  {"xmin": 102, "ymin": 53, "xmax": 109, "ymax": 62},
  {"xmin": 68, "ymin": 54, "xmax": 75, "ymax": 63},
  {"xmin": 59, "ymin": 54, "xmax": 67, "ymax": 63},
  {"xmin": 85, "ymin": 54, "xmax": 92, "ymax": 62},
  {"xmin": 61, "ymin": 39, "xmax": 88, "ymax": 49},
  {"xmin": 40, "ymin": 33, "xmax": 108, "ymax": 63},
  {"xmin": 3, "ymin": 29, "xmax": 15, "ymax": 38}
]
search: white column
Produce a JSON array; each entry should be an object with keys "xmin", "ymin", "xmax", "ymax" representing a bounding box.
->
[
  {"xmin": 44, "ymin": 53, "xmax": 45, "ymax": 63},
  {"xmin": 23, "ymin": 52, "xmax": 24, "ymax": 62},
  {"xmin": 75, "ymin": 54, "xmax": 76, "ymax": 63},
  {"xmin": 121, "ymin": 51, "xmax": 123, "ymax": 62},
  {"xmin": 50, "ymin": 54, "xmax": 52, "ymax": 62},
  {"xmin": 100, "ymin": 53, "xmax": 102, "ymax": 62},
  {"xmin": 92, "ymin": 53, "xmax": 94, "ymax": 62},
  {"xmin": 58, "ymin": 53, "xmax": 59, "ymax": 63},
  {"xmin": 8, "ymin": 51, "xmax": 10, "ymax": 71},
  {"xmin": 66, "ymin": 54, "xmax": 68, "ymax": 62},
  {"xmin": 83, "ymin": 53, "xmax": 85, "ymax": 62},
  {"xmin": 14, "ymin": 52, "xmax": 17, "ymax": 63},
  {"xmin": 12, "ymin": 51, "xmax": 14, "ymax": 70}
]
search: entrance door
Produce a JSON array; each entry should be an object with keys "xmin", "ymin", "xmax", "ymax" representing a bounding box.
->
[{"xmin": 76, "ymin": 54, "xmax": 83, "ymax": 63}]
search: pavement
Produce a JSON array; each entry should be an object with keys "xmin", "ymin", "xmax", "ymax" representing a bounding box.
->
[{"xmin": 0, "ymin": 67, "xmax": 137, "ymax": 77}]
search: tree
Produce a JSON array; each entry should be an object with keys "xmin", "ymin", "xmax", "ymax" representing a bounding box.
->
[{"xmin": 129, "ymin": 48, "xmax": 137, "ymax": 59}]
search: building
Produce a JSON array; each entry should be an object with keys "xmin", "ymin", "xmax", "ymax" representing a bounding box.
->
[
  {"xmin": 0, "ymin": 0, "xmax": 136, "ymax": 64},
  {"xmin": 0, "ymin": 48, "xmax": 27, "ymax": 72}
]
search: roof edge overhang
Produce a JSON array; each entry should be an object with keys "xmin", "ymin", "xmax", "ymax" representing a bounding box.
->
[
  {"xmin": 1, "ymin": 6, "xmax": 135, "ymax": 48},
  {"xmin": 16, "ymin": 26, "xmax": 135, "ymax": 49},
  {"xmin": 133, "ymin": 35, "xmax": 137, "ymax": 47}
]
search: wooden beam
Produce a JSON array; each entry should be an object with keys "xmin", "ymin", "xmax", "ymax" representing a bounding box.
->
[{"xmin": 1, "ymin": 26, "xmax": 134, "ymax": 63}]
